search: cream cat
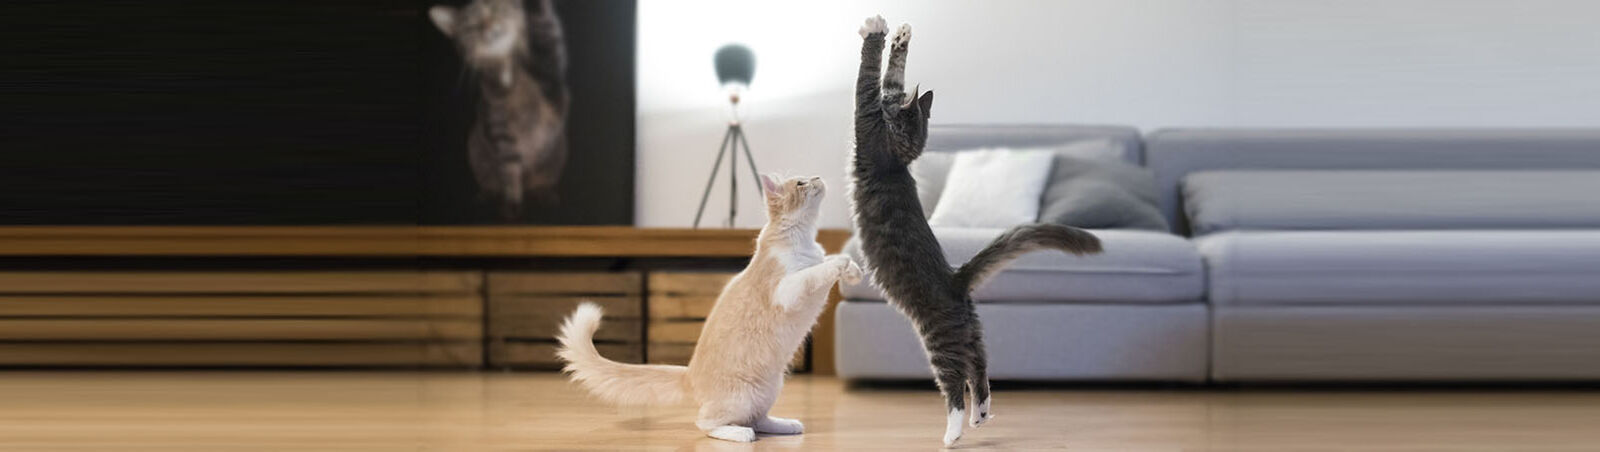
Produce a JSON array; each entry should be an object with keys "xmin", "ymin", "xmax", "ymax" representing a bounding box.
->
[{"xmin": 557, "ymin": 174, "xmax": 861, "ymax": 443}]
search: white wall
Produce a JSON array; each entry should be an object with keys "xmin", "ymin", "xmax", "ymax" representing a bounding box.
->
[{"xmin": 637, "ymin": 0, "xmax": 1600, "ymax": 229}]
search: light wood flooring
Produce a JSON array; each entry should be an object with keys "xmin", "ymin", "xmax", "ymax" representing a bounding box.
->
[{"xmin": 1, "ymin": 371, "xmax": 1598, "ymax": 451}]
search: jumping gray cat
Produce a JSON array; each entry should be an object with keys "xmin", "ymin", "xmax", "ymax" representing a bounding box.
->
[
  {"xmin": 848, "ymin": 16, "xmax": 1103, "ymax": 446},
  {"xmin": 430, "ymin": 0, "xmax": 569, "ymax": 218}
]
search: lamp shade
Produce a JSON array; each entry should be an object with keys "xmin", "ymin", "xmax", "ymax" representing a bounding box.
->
[{"xmin": 713, "ymin": 44, "xmax": 756, "ymax": 87}]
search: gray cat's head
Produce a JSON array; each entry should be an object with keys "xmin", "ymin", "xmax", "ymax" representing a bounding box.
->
[
  {"xmin": 890, "ymin": 89, "xmax": 935, "ymax": 166},
  {"xmin": 430, "ymin": 0, "xmax": 529, "ymax": 84}
]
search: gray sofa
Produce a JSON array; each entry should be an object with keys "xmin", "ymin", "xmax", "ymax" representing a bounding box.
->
[{"xmin": 836, "ymin": 125, "xmax": 1600, "ymax": 382}]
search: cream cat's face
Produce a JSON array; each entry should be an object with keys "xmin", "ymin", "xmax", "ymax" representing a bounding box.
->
[{"xmin": 762, "ymin": 175, "xmax": 825, "ymax": 228}]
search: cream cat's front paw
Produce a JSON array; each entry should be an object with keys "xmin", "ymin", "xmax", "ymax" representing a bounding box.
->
[
  {"xmin": 840, "ymin": 260, "xmax": 864, "ymax": 285},
  {"xmin": 860, "ymin": 15, "xmax": 888, "ymax": 38},
  {"xmin": 754, "ymin": 416, "xmax": 804, "ymax": 435},
  {"xmin": 707, "ymin": 425, "xmax": 756, "ymax": 443},
  {"xmin": 825, "ymin": 255, "xmax": 862, "ymax": 285}
]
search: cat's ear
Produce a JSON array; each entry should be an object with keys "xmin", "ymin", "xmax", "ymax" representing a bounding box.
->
[
  {"xmin": 428, "ymin": 6, "xmax": 457, "ymax": 37},
  {"xmin": 917, "ymin": 90, "xmax": 934, "ymax": 118},
  {"xmin": 760, "ymin": 173, "xmax": 781, "ymax": 199}
]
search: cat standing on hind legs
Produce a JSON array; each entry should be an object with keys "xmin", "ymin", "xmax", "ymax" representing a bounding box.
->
[
  {"xmin": 428, "ymin": 0, "xmax": 570, "ymax": 218},
  {"xmin": 848, "ymin": 16, "xmax": 1104, "ymax": 446},
  {"xmin": 557, "ymin": 174, "xmax": 862, "ymax": 443}
]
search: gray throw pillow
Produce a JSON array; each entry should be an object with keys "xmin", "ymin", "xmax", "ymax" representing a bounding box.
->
[{"xmin": 1038, "ymin": 156, "xmax": 1169, "ymax": 231}]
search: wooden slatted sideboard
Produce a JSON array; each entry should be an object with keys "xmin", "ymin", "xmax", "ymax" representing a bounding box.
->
[
  {"xmin": 488, "ymin": 272, "xmax": 646, "ymax": 369},
  {"xmin": 0, "ymin": 227, "xmax": 850, "ymax": 373},
  {"xmin": 0, "ymin": 271, "xmax": 482, "ymax": 367}
]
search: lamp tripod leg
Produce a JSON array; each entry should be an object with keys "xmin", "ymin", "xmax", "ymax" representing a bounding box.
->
[
  {"xmin": 692, "ymin": 127, "xmax": 735, "ymax": 229},
  {"xmin": 727, "ymin": 128, "xmax": 738, "ymax": 227},
  {"xmin": 737, "ymin": 126, "xmax": 761, "ymax": 192}
]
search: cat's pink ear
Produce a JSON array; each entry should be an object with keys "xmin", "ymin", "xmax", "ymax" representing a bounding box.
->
[{"xmin": 760, "ymin": 174, "xmax": 780, "ymax": 198}]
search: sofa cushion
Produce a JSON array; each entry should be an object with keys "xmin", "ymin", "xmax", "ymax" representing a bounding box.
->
[
  {"xmin": 913, "ymin": 139, "xmax": 1130, "ymax": 217},
  {"xmin": 1198, "ymin": 230, "xmax": 1600, "ymax": 306},
  {"xmin": 1040, "ymin": 156, "xmax": 1169, "ymax": 231},
  {"xmin": 910, "ymin": 153, "xmax": 956, "ymax": 217},
  {"xmin": 927, "ymin": 149, "xmax": 1055, "ymax": 228},
  {"xmin": 1184, "ymin": 170, "xmax": 1600, "ymax": 235},
  {"xmin": 1146, "ymin": 129, "xmax": 1600, "ymax": 233},
  {"xmin": 836, "ymin": 301, "xmax": 1208, "ymax": 381},
  {"xmin": 842, "ymin": 228, "xmax": 1204, "ymax": 303}
]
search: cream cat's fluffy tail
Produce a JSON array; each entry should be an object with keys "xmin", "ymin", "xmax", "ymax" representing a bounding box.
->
[{"xmin": 556, "ymin": 303, "xmax": 689, "ymax": 405}]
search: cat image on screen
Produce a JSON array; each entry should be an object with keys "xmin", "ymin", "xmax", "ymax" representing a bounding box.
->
[
  {"xmin": 848, "ymin": 16, "xmax": 1103, "ymax": 446},
  {"xmin": 429, "ymin": 0, "xmax": 569, "ymax": 218}
]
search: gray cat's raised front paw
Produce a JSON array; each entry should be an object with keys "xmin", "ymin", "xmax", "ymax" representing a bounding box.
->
[
  {"xmin": 891, "ymin": 23, "xmax": 911, "ymax": 49},
  {"xmin": 860, "ymin": 15, "xmax": 888, "ymax": 38}
]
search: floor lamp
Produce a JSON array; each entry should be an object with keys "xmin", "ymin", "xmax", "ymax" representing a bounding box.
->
[{"xmin": 693, "ymin": 44, "xmax": 760, "ymax": 229}]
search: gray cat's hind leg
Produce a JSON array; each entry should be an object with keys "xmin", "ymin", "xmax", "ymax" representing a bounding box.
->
[
  {"xmin": 931, "ymin": 352, "xmax": 970, "ymax": 446},
  {"xmin": 968, "ymin": 334, "xmax": 993, "ymax": 428},
  {"xmin": 921, "ymin": 327, "xmax": 972, "ymax": 446}
]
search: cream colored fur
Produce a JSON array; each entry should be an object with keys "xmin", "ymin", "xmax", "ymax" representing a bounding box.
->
[
  {"xmin": 557, "ymin": 174, "xmax": 861, "ymax": 443},
  {"xmin": 555, "ymin": 304, "xmax": 687, "ymax": 405}
]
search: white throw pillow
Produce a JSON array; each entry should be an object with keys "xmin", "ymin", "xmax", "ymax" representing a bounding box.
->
[
  {"xmin": 911, "ymin": 140, "xmax": 1126, "ymax": 217},
  {"xmin": 927, "ymin": 149, "xmax": 1056, "ymax": 228},
  {"xmin": 909, "ymin": 153, "xmax": 957, "ymax": 216}
]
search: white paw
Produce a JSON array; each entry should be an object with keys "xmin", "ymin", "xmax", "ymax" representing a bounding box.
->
[
  {"xmin": 970, "ymin": 396, "xmax": 992, "ymax": 427},
  {"xmin": 707, "ymin": 425, "xmax": 756, "ymax": 443},
  {"xmin": 943, "ymin": 408, "xmax": 965, "ymax": 447},
  {"xmin": 840, "ymin": 260, "xmax": 864, "ymax": 285},
  {"xmin": 891, "ymin": 24, "xmax": 912, "ymax": 48},
  {"xmin": 756, "ymin": 416, "xmax": 805, "ymax": 435},
  {"xmin": 860, "ymin": 15, "xmax": 888, "ymax": 38}
]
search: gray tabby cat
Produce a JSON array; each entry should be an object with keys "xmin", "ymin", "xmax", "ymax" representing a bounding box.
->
[
  {"xmin": 430, "ymin": 0, "xmax": 569, "ymax": 218},
  {"xmin": 849, "ymin": 16, "xmax": 1104, "ymax": 446}
]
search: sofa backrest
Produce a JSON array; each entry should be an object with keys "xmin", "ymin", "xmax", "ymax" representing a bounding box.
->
[
  {"xmin": 914, "ymin": 124, "xmax": 1145, "ymax": 218},
  {"xmin": 1146, "ymin": 129, "xmax": 1600, "ymax": 235},
  {"xmin": 926, "ymin": 124, "xmax": 1144, "ymax": 162}
]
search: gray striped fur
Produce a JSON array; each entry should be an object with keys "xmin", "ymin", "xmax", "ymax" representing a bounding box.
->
[
  {"xmin": 431, "ymin": 0, "xmax": 570, "ymax": 219},
  {"xmin": 847, "ymin": 17, "xmax": 1104, "ymax": 428}
]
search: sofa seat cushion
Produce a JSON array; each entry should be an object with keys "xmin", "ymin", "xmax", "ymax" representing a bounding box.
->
[
  {"xmin": 1199, "ymin": 230, "xmax": 1600, "ymax": 306},
  {"xmin": 842, "ymin": 228, "xmax": 1204, "ymax": 303},
  {"xmin": 1183, "ymin": 170, "xmax": 1600, "ymax": 236},
  {"xmin": 836, "ymin": 301, "xmax": 1208, "ymax": 381}
]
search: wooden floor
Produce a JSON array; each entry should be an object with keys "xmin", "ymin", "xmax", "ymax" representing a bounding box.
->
[{"xmin": 2, "ymin": 372, "xmax": 1599, "ymax": 451}]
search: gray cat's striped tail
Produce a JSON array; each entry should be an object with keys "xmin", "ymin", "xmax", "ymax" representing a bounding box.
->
[{"xmin": 953, "ymin": 224, "xmax": 1103, "ymax": 294}]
